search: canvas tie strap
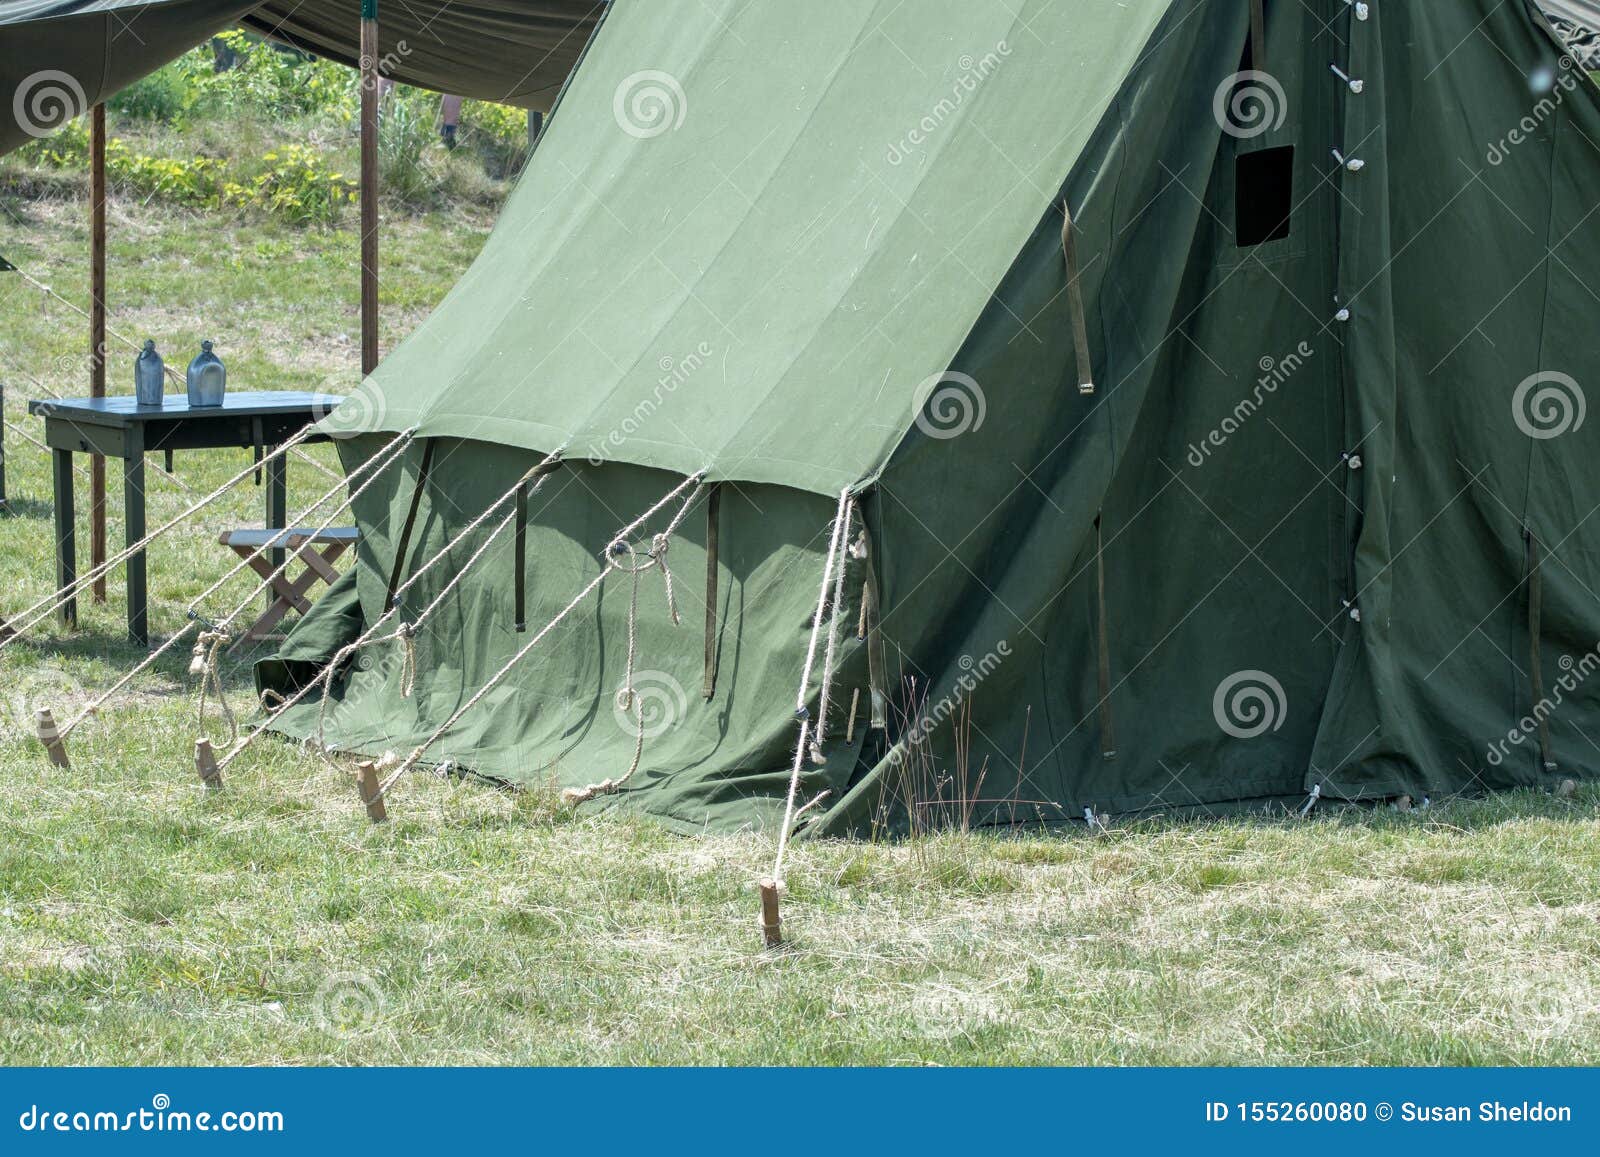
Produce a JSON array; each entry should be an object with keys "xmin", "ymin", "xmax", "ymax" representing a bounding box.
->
[
  {"xmin": 385, "ymin": 439, "xmax": 438, "ymax": 609},
  {"xmin": 1060, "ymin": 199, "xmax": 1096, "ymax": 396},
  {"xmin": 514, "ymin": 477, "xmax": 530, "ymax": 630},
  {"xmin": 1526, "ymin": 528, "xmax": 1556, "ymax": 772},
  {"xmin": 1095, "ymin": 514, "xmax": 1118, "ymax": 759},
  {"xmin": 853, "ymin": 522, "xmax": 888, "ymax": 731},
  {"xmin": 702, "ymin": 483, "xmax": 723, "ymax": 700}
]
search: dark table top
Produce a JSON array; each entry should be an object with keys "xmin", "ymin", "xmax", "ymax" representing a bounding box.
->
[{"xmin": 27, "ymin": 390, "xmax": 343, "ymax": 428}]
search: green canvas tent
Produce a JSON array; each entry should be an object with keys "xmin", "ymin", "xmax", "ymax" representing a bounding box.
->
[
  {"xmin": 79, "ymin": 0, "xmax": 1600, "ymax": 834},
  {"xmin": 0, "ymin": 0, "xmax": 606, "ymax": 155}
]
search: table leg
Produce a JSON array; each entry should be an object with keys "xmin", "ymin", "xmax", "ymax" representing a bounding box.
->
[
  {"xmin": 124, "ymin": 427, "xmax": 148, "ymax": 648},
  {"xmin": 265, "ymin": 446, "xmax": 287, "ymax": 611},
  {"xmin": 53, "ymin": 448, "xmax": 77, "ymax": 629}
]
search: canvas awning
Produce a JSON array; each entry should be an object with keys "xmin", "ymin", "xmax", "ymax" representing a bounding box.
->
[{"xmin": 0, "ymin": 0, "xmax": 606, "ymax": 155}]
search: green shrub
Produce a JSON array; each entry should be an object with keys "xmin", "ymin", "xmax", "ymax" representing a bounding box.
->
[{"xmin": 110, "ymin": 69, "xmax": 190, "ymax": 122}]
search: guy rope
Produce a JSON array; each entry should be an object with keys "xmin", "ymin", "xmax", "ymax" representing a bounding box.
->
[
  {"xmin": 367, "ymin": 471, "xmax": 708, "ymax": 812},
  {"xmin": 761, "ymin": 485, "xmax": 854, "ymax": 948},
  {"xmin": 218, "ymin": 451, "xmax": 564, "ymax": 771},
  {"xmin": 0, "ymin": 424, "xmax": 319, "ymax": 652}
]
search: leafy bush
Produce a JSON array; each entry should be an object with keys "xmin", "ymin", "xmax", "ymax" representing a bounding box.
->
[
  {"xmin": 225, "ymin": 145, "xmax": 356, "ymax": 225},
  {"xmin": 110, "ymin": 68, "xmax": 189, "ymax": 122}
]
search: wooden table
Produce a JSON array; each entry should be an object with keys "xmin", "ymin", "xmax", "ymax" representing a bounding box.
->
[{"xmin": 27, "ymin": 391, "xmax": 342, "ymax": 647}]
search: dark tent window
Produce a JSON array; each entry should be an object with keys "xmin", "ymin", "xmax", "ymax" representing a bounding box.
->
[{"xmin": 1235, "ymin": 146, "xmax": 1294, "ymax": 246}]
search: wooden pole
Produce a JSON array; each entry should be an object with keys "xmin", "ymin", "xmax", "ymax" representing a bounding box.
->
[
  {"xmin": 359, "ymin": 2, "xmax": 380, "ymax": 376},
  {"xmin": 758, "ymin": 877, "xmax": 782, "ymax": 949},
  {"xmin": 35, "ymin": 709, "xmax": 70, "ymax": 769},
  {"xmin": 194, "ymin": 738, "xmax": 223, "ymax": 791},
  {"xmin": 356, "ymin": 760, "xmax": 387, "ymax": 823},
  {"xmin": 89, "ymin": 102, "xmax": 107, "ymax": 602}
]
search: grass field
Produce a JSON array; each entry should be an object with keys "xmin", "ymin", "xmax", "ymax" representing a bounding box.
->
[{"xmin": 4, "ymin": 168, "xmax": 1600, "ymax": 1066}]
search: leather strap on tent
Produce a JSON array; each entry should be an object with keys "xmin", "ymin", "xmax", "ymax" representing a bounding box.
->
[
  {"xmin": 1526, "ymin": 528, "xmax": 1555, "ymax": 771},
  {"xmin": 1250, "ymin": 0, "xmax": 1266, "ymax": 72},
  {"xmin": 1095, "ymin": 514, "xmax": 1118, "ymax": 759},
  {"xmin": 702, "ymin": 482, "xmax": 722, "ymax": 699},
  {"xmin": 513, "ymin": 458, "xmax": 564, "ymax": 632},
  {"xmin": 857, "ymin": 519, "xmax": 887, "ymax": 730},
  {"xmin": 385, "ymin": 438, "xmax": 436, "ymax": 609},
  {"xmin": 514, "ymin": 477, "xmax": 530, "ymax": 632},
  {"xmin": 1060, "ymin": 200, "xmax": 1096, "ymax": 395}
]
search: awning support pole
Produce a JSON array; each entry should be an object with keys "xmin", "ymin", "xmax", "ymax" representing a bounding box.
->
[
  {"xmin": 360, "ymin": 1, "xmax": 380, "ymax": 376},
  {"xmin": 90, "ymin": 102, "xmax": 107, "ymax": 602}
]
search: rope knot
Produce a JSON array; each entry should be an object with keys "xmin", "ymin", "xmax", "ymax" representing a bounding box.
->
[{"xmin": 561, "ymin": 777, "xmax": 619, "ymax": 807}]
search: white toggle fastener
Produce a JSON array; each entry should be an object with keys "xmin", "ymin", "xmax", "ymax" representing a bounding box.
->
[
  {"xmin": 1346, "ymin": 453, "xmax": 1363, "ymax": 470},
  {"xmin": 1335, "ymin": 307, "xmax": 1352, "ymax": 322},
  {"xmin": 1330, "ymin": 63, "xmax": 1365, "ymax": 94},
  {"xmin": 1331, "ymin": 148, "xmax": 1366, "ymax": 172},
  {"xmin": 1345, "ymin": 0, "xmax": 1370, "ymax": 20}
]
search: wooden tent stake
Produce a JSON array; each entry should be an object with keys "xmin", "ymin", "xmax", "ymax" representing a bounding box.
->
[
  {"xmin": 356, "ymin": 760, "xmax": 387, "ymax": 823},
  {"xmin": 194, "ymin": 738, "xmax": 223, "ymax": 791},
  {"xmin": 35, "ymin": 709, "xmax": 70, "ymax": 769},
  {"xmin": 759, "ymin": 877, "xmax": 782, "ymax": 949}
]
